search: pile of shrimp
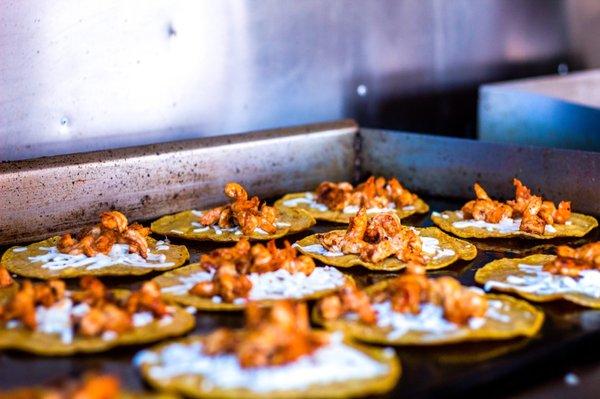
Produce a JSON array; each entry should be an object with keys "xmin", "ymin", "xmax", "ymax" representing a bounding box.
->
[
  {"xmin": 202, "ymin": 300, "xmax": 328, "ymax": 368},
  {"xmin": 0, "ymin": 277, "xmax": 169, "ymax": 337},
  {"xmin": 317, "ymin": 207, "xmax": 424, "ymax": 263},
  {"xmin": 543, "ymin": 242, "xmax": 600, "ymax": 277},
  {"xmin": 461, "ymin": 178, "xmax": 571, "ymax": 234},
  {"xmin": 57, "ymin": 211, "xmax": 151, "ymax": 258},
  {"xmin": 318, "ymin": 264, "xmax": 488, "ymax": 326},
  {"xmin": 198, "ymin": 182, "xmax": 278, "ymax": 235},
  {"xmin": 190, "ymin": 238, "xmax": 316, "ymax": 302},
  {"xmin": 316, "ymin": 176, "xmax": 418, "ymax": 211}
]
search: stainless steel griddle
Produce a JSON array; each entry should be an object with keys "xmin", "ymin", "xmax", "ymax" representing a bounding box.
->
[{"xmin": 0, "ymin": 120, "xmax": 599, "ymax": 397}]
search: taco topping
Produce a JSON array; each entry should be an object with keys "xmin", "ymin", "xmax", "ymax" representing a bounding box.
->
[
  {"xmin": 314, "ymin": 176, "xmax": 418, "ymax": 212},
  {"xmin": 161, "ymin": 239, "xmax": 345, "ymax": 303},
  {"xmin": 0, "ymin": 277, "xmax": 174, "ymax": 343},
  {"xmin": 543, "ymin": 242, "xmax": 600, "ymax": 276},
  {"xmin": 58, "ymin": 211, "xmax": 151, "ymax": 258},
  {"xmin": 317, "ymin": 265, "xmax": 491, "ymax": 336},
  {"xmin": 482, "ymin": 243, "xmax": 600, "ymax": 299},
  {"xmin": 202, "ymin": 301, "xmax": 327, "ymax": 367},
  {"xmin": 0, "ymin": 265, "xmax": 14, "ymax": 288},
  {"xmin": 456, "ymin": 179, "xmax": 571, "ymax": 234},
  {"xmin": 197, "ymin": 182, "xmax": 278, "ymax": 235},
  {"xmin": 317, "ymin": 208, "xmax": 424, "ymax": 264},
  {"xmin": 136, "ymin": 301, "xmax": 392, "ymax": 393}
]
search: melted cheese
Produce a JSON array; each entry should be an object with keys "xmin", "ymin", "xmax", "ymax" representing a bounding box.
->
[
  {"xmin": 484, "ymin": 264, "xmax": 600, "ymax": 298},
  {"xmin": 135, "ymin": 333, "xmax": 389, "ymax": 392},
  {"xmin": 29, "ymin": 244, "xmax": 174, "ymax": 271},
  {"xmin": 161, "ymin": 267, "xmax": 346, "ymax": 302}
]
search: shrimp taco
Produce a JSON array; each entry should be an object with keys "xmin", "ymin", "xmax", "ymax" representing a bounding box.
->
[
  {"xmin": 476, "ymin": 242, "xmax": 600, "ymax": 308},
  {"xmin": 151, "ymin": 182, "xmax": 315, "ymax": 242},
  {"xmin": 294, "ymin": 208, "xmax": 476, "ymax": 271},
  {"xmin": 313, "ymin": 266, "xmax": 543, "ymax": 345},
  {"xmin": 153, "ymin": 238, "xmax": 348, "ymax": 311},
  {"xmin": 275, "ymin": 176, "xmax": 429, "ymax": 223},
  {"xmin": 2, "ymin": 211, "xmax": 189, "ymax": 279},
  {"xmin": 432, "ymin": 179, "xmax": 597, "ymax": 239},
  {"xmin": 136, "ymin": 301, "xmax": 400, "ymax": 399},
  {"xmin": 0, "ymin": 278, "xmax": 195, "ymax": 355}
]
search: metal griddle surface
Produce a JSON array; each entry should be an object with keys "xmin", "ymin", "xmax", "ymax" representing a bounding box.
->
[{"xmin": 0, "ymin": 197, "xmax": 598, "ymax": 398}]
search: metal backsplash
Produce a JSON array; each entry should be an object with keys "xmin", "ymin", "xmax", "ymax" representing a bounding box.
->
[
  {"xmin": 0, "ymin": 120, "xmax": 357, "ymax": 244},
  {"xmin": 0, "ymin": 0, "xmax": 573, "ymax": 161},
  {"xmin": 360, "ymin": 128, "xmax": 600, "ymax": 215}
]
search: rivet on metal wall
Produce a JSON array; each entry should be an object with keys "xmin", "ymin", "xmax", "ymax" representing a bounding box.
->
[
  {"xmin": 356, "ymin": 84, "xmax": 368, "ymax": 97},
  {"xmin": 557, "ymin": 63, "xmax": 569, "ymax": 76},
  {"xmin": 59, "ymin": 116, "xmax": 71, "ymax": 134},
  {"xmin": 167, "ymin": 23, "xmax": 177, "ymax": 38}
]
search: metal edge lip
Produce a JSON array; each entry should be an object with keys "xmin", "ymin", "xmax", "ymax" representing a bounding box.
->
[{"xmin": 0, "ymin": 119, "xmax": 358, "ymax": 171}]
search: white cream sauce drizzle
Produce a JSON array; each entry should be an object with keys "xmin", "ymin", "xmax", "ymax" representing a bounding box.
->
[
  {"xmin": 155, "ymin": 240, "xmax": 170, "ymax": 251},
  {"xmin": 420, "ymin": 237, "xmax": 455, "ymax": 260},
  {"xmin": 282, "ymin": 192, "xmax": 329, "ymax": 212},
  {"xmin": 134, "ymin": 332, "xmax": 389, "ymax": 392},
  {"xmin": 484, "ymin": 264, "xmax": 600, "ymax": 298},
  {"xmin": 294, "ymin": 243, "xmax": 345, "ymax": 257},
  {"xmin": 352, "ymin": 299, "xmax": 509, "ymax": 339},
  {"xmin": 161, "ymin": 267, "xmax": 345, "ymax": 302},
  {"xmin": 190, "ymin": 218, "xmax": 281, "ymax": 236},
  {"xmin": 12, "ymin": 247, "xmax": 28, "ymax": 253},
  {"xmin": 452, "ymin": 216, "xmax": 555, "ymax": 234},
  {"xmin": 28, "ymin": 244, "xmax": 174, "ymax": 271}
]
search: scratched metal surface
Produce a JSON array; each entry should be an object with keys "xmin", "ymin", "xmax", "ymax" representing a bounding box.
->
[
  {"xmin": 0, "ymin": 120, "xmax": 357, "ymax": 245},
  {"xmin": 0, "ymin": 197, "xmax": 598, "ymax": 398}
]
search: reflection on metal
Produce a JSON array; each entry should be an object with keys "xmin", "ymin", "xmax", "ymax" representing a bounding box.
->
[
  {"xmin": 359, "ymin": 128, "xmax": 600, "ymax": 215},
  {"xmin": 0, "ymin": 0, "xmax": 572, "ymax": 160},
  {"xmin": 0, "ymin": 120, "xmax": 357, "ymax": 244},
  {"xmin": 478, "ymin": 70, "xmax": 600, "ymax": 151}
]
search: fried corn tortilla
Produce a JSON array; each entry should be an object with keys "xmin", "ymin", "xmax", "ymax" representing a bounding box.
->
[
  {"xmin": 151, "ymin": 207, "xmax": 315, "ymax": 242},
  {"xmin": 137, "ymin": 335, "xmax": 400, "ymax": 399},
  {"xmin": 475, "ymin": 254, "xmax": 600, "ymax": 308},
  {"xmin": 432, "ymin": 211, "xmax": 597, "ymax": 240},
  {"xmin": 153, "ymin": 263, "xmax": 351, "ymax": 311},
  {"xmin": 2, "ymin": 237, "xmax": 189, "ymax": 279},
  {"xmin": 275, "ymin": 192, "xmax": 429, "ymax": 224},
  {"xmin": 0, "ymin": 290, "xmax": 195, "ymax": 356},
  {"xmin": 294, "ymin": 227, "xmax": 477, "ymax": 271},
  {"xmin": 313, "ymin": 280, "xmax": 543, "ymax": 345}
]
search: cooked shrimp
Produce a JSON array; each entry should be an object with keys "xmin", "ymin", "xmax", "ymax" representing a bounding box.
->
[{"xmin": 0, "ymin": 266, "xmax": 13, "ymax": 288}]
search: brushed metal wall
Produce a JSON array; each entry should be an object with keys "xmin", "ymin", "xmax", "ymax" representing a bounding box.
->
[{"xmin": 0, "ymin": 0, "xmax": 573, "ymax": 161}]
